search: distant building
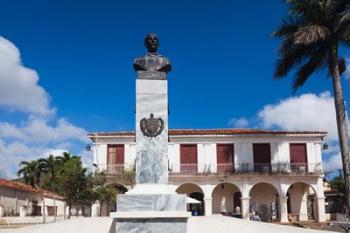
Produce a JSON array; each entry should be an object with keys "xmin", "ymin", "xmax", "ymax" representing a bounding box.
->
[
  {"xmin": 0, "ymin": 179, "xmax": 65, "ymax": 218},
  {"xmin": 89, "ymin": 128, "xmax": 327, "ymax": 222}
]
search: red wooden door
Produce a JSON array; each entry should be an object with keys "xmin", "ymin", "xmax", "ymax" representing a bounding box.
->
[
  {"xmin": 217, "ymin": 144, "xmax": 234, "ymax": 172},
  {"xmin": 253, "ymin": 143, "xmax": 271, "ymax": 172},
  {"xmin": 180, "ymin": 144, "xmax": 197, "ymax": 173}
]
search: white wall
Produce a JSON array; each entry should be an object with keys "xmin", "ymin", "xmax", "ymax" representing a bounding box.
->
[
  {"xmin": 96, "ymin": 144, "xmax": 107, "ymax": 171},
  {"xmin": 307, "ymin": 143, "xmax": 317, "ymax": 172},
  {"xmin": 168, "ymin": 143, "xmax": 180, "ymax": 172},
  {"xmin": 206, "ymin": 144, "xmax": 217, "ymax": 173},
  {"xmin": 197, "ymin": 144, "xmax": 206, "ymax": 173},
  {"xmin": 43, "ymin": 197, "xmax": 65, "ymax": 216},
  {"xmin": 124, "ymin": 144, "xmax": 136, "ymax": 170},
  {"xmin": 235, "ymin": 142, "xmax": 253, "ymax": 171}
]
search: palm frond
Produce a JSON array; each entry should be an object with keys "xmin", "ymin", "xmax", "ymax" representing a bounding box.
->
[
  {"xmin": 272, "ymin": 16, "xmax": 303, "ymax": 38},
  {"xmin": 274, "ymin": 42, "xmax": 319, "ymax": 78},
  {"xmin": 292, "ymin": 49, "xmax": 326, "ymax": 92},
  {"xmin": 336, "ymin": 11, "xmax": 350, "ymax": 36},
  {"xmin": 294, "ymin": 25, "xmax": 330, "ymax": 45}
]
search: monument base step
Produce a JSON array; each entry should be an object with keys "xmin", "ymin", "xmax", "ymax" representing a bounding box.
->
[
  {"xmin": 126, "ymin": 184, "xmax": 175, "ymax": 194},
  {"xmin": 110, "ymin": 211, "xmax": 191, "ymax": 218}
]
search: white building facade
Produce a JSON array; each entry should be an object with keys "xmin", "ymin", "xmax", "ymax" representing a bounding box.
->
[
  {"xmin": 0, "ymin": 179, "xmax": 65, "ymax": 223},
  {"xmin": 89, "ymin": 129, "xmax": 327, "ymax": 223}
]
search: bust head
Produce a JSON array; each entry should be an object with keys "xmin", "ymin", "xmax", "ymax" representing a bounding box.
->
[{"xmin": 144, "ymin": 33, "xmax": 159, "ymax": 53}]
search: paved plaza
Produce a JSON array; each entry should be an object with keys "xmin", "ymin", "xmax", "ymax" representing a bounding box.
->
[{"xmin": 0, "ymin": 216, "xmax": 335, "ymax": 233}]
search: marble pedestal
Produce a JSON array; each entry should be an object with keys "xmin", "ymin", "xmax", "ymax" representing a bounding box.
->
[
  {"xmin": 112, "ymin": 193, "xmax": 190, "ymax": 233},
  {"xmin": 111, "ymin": 76, "xmax": 190, "ymax": 232}
]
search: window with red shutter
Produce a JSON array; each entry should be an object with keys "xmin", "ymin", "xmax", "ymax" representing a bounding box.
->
[
  {"xmin": 289, "ymin": 143, "xmax": 308, "ymax": 172},
  {"xmin": 217, "ymin": 144, "xmax": 234, "ymax": 173},
  {"xmin": 253, "ymin": 143, "xmax": 271, "ymax": 172},
  {"xmin": 180, "ymin": 144, "xmax": 197, "ymax": 173},
  {"xmin": 107, "ymin": 144, "xmax": 124, "ymax": 173}
]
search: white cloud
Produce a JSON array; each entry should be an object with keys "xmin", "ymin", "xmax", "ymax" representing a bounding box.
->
[
  {"xmin": 43, "ymin": 149, "xmax": 68, "ymax": 157},
  {"xmin": 0, "ymin": 36, "xmax": 90, "ymax": 179},
  {"xmin": 258, "ymin": 91, "xmax": 341, "ymax": 140},
  {"xmin": 228, "ymin": 117, "xmax": 249, "ymax": 128},
  {"xmin": 344, "ymin": 58, "xmax": 350, "ymax": 80},
  {"xmin": 0, "ymin": 117, "xmax": 88, "ymax": 144},
  {"xmin": 323, "ymin": 152, "xmax": 342, "ymax": 172},
  {"xmin": 0, "ymin": 36, "xmax": 54, "ymax": 115}
]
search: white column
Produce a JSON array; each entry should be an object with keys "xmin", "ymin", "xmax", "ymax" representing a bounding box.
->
[
  {"xmin": 0, "ymin": 206, "xmax": 3, "ymax": 218},
  {"xmin": 279, "ymin": 197, "xmax": 289, "ymax": 223},
  {"xmin": 91, "ymin": 202, "xmax": 101, "ymax": 217},
  {"xmin": 204, "ymin": 197, "xmax": 213, "ymax": 216},
  {"xmin": 19, "ymin": 206, "xmax": 26, "ymax": 217},
  {"xmin": 241, "ymin": 197, "xmax": 250, "ymax": 220},
  {"xmin": 317, "ymin": 197, "xmax": 326, "ymax": 222}
]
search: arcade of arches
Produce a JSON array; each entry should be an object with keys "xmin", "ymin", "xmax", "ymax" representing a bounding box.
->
[
  {"xmin": 101, "ymin": 179, "xmax": 325, "ymax": 222},
  {"xmin": 173, "ymin": 179, "xmax": 325, "ymax": 223}
]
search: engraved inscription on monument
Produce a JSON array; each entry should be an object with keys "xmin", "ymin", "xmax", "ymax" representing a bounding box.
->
[
  {"xmin": 140, "ymin": 113, "xmax": 164, "ymax": 137},
  {"xmin": 137, "ymin": 71, "xmax": 166, "ymax": 80}
]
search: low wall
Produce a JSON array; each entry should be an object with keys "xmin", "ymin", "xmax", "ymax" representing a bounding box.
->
[{"xmin": 0, "ymin": 216, "xmax": 65, "ymax": 225}]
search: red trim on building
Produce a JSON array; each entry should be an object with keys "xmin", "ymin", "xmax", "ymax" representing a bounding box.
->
[
  {"xmin": 88, "ymin": 129, "xmax": 327, "ymax": 138},
  {"xmin": 0, "ymin": 179, "xmax": 63, "ymax": 200}
]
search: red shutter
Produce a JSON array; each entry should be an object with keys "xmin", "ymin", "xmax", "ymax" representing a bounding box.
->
[
  {"xmin": 290, "ymin": 143, "xmax": 307, "ymax": 163},
  {"xmin": 217, "ymin": 144, "xmax": 234, "ymax": 173},
  {"xmin": 253, "ymin": 143, "xmax": 271, "ymax": 164},
  {"xmin": 180, "ymin": 144, "xmax": 197, "ymax": 164},
  {"xmin": 180, "ymin": 144, "xmax": 197, "ymax": 173},
  {"xmin": 217, "ymin": 144, "xmax": 234, "ymax": 164},
  {"xmin": 108, "ymin": 145, "xmax": 125, "ymax": 164},
  {"xmin": 107, "ymin": 145, "xmax": 124, "ymax": 173},
  {"xmin": 253, "ymin": 143, "xmax": 271, "ymax": 172}
]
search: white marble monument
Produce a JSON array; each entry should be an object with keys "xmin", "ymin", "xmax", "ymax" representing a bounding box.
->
[{"xmin": 111, "ymin": 33, "xmax": 190, "ymax": 233}]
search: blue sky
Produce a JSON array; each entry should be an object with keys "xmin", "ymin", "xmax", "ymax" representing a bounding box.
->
[{"xmin": 0, "ymin": 0, "xmax": 349, "ymax": 178}]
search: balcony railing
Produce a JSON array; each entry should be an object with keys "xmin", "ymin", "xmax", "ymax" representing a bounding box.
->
[
  {"xmin": 180, "ymin": 164, "xmax": 198, "ymax": 174},
  {"xmin": 96, "ymin": 164, "xmax": 125, "ymax": 175},
  {"xmin": 169, "ymin": 162, "xmax": 322, "ymax": 175},
  {"xmin": 96, "ymin": 162, "xmax": 322, "ymax": 175}
]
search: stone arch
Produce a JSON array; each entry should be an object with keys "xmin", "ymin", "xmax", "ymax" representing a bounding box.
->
[
  {"xmin": 176, "ymin": 183, "xmax": 205, "ymax": 216},
  {"xmin": 176, "ymin": 182, "xmax": 203, "ymax": 193},
  {"xmin": 286, "ymin": 182, "xmax": 319, "ymax": 221},
  {"xmin": 211, "ymin": 182, "xmax": 242, "ymax": 215},
  {"xmin": 249, "ymin": 182, "xmax": 280, "ymax": 222},
  {"xmin": 247, "ymin": 180, "xmax": 280, "ymax": 197},
  {"xmin": 284, "ymin": 181, "xmax": 319, "ymax": 198}
]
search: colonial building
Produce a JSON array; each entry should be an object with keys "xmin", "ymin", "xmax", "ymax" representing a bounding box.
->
[
  {"xmin": 88, "ymin": 128, "xmax": 327, "ymax": 223},
  {"xmin": 0, "ymin": 179, "xmax": 65, "ymax": 219}
]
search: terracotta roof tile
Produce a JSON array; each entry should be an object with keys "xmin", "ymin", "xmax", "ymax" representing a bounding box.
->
[
  {"xmin": 88, "ymin": 128, "xmax": 327, "ymax": 137},
  {"xmin": 0, "ymin": 179, "xmax": 63, "ymax": 200}
]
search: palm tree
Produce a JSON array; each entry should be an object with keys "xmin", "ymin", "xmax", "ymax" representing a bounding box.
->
[
  {"xmin": 57, "ymin": 152, "xmax": 78, "ymax": 164},
  {"xmin": 273, "ymin": 0, "xmax": 350, "ymax": 215},
  {"xmin": 17, "ymin": 160, "xmax": 43, "ymax": 188},
  {"xmin": 39, "ymin": 155, "xmax": 60, "ymax": 191},
  {"xmin": 39, "ymin": 154, "xmax": 61, "ymax": 222}
]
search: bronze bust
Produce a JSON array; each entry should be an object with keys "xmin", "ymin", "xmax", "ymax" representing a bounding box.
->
[{"xmin": 133, "ymin": 33, "xmax": 172, "ymax": 73}]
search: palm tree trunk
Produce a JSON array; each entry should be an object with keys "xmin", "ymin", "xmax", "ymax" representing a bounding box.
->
[{"xmin": 330, "ymin": 48, "xmax": 350, "ymax": 217}]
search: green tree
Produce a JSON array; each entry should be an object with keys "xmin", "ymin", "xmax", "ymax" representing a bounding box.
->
[
  {"xmin": 273, "ymin": 0, "xmax": 350, "ymax": 215},
  {"xmin": 39, "ymin": 155, "xmax": 61, "ymax": 192},
  {"xmin": 57, "ymin": 152, "xmax": 78, "ymax": 163},
  {"xmin": 90, "ymin": 171, "xmax": 116, "ymax": 216},
  {"xmin": 17, "ymin": 160, "xmax": 43, "ymax": 188},
  {"xmin": 56, "ymin": 156, "xmax": 88, "ymax": 218}
]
